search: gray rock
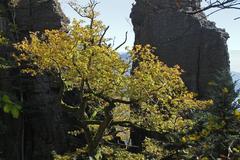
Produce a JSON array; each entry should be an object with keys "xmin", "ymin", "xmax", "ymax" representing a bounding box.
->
[
  {"xmin": 131, "ymin": 0, "xmax": 232, "ymax": 98},
  {"xmin": 14, "ymin": 0, "xmax": 69, "ymax": 32},
  {"xmin": 0, "ymin": 1, "xmax": 72, "ymax": 160}
]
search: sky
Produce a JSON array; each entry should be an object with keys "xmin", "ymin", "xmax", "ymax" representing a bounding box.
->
[
  {"xmin": 60, "ymin": 0, "xmax": 135, "ymax": 52},
  {"xmin": 59, "ymin": 0, "xmax": 240, "ymax": 72}
]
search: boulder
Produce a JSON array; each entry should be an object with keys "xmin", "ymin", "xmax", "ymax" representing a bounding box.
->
[{"xmin": 131, "ymin": 0, "xmax": 232, "ymax": 98}]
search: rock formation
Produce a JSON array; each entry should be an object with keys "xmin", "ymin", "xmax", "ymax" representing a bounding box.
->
[
  {"xmin": 131, "ymin": 0, "xmax": 232, "ymax": 98},
  {"xmin": 0, "ymin": 1, "xmax": 71, "ymax": 160},
  {"xmin": 14, "ymin": 0, "xmax": 68, "ymax": 31}
]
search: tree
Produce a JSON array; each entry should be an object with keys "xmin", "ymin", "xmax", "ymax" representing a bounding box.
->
[
  {"xmin": 181, "ymin": 71, "xmax": 240, "ymax": 159},
  {"xmin": 14, "ymin": 0, "xmax": 211, "ymax": 159}
]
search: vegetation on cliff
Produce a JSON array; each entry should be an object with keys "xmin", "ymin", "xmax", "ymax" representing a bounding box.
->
[
  {"xmin": 0, "ymin": 0, "xmax": 239, "ymax": 159},
  {"xmin": 0, "ymin": 34, "xmax": 21, "ymax": 119},
  {"xmin": 13, "ymin": 1, "xmax": 213, "ymax": 159}
]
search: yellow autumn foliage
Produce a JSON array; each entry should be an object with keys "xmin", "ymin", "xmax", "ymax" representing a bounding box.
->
[{"xmin": 14, "ymin": 2, "xmax": 212, "ymax": 157}]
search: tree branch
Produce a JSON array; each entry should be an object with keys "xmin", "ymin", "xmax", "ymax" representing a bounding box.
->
[
  {"xmin": 87, "ymin": 102, "xmax": 115, "ymax": 156},
  {"xmin": 114, "ymin": 32, "xmax": 128, "ymax": 51},
  {"xmin": 98, "ymin": 26, "xmax": 109, "ymax": 46},
  {"xmin": 85, "ymin": 80, "xmax": 136, "ymax": 104},
  {"xmin": 186, "ymin": 0, "xmax": 240, "ymax": 14}
]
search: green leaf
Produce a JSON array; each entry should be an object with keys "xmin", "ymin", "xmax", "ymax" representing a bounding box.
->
[
  {"xmin": 2, "ymin": 95, "xmax": 11, "ymax": 103},
  {"xmin": 11, "ymin": 107, "xmax": 20, "ymax": 119},
  {"xmin": 233, "ymin": 147, "xmax": 240, "ymax": 153},
  {"xmin": 15, "ymin": 104, "xmax": 22, "ymax": 110},
  {"xmin": 1, "ymin": 94, "xmax": 21, "ymax": 118},
  {"xmin": 3, "ymin": 104, "xmax": 11, "ymax": 113}
]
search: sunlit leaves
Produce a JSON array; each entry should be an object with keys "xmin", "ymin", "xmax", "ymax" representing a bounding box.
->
[
  {"xmin": 143, "ymin": 138, "xmax": 165, "ymax": 159},
  {"xmin": 0, "ymin": 34, "xmax": 9, "ymax": 45},
  {"xmin": 14, "ymin": 1, "xmax": 212, "ymax": 158},
  {"xmin": 234, "ymin": 109, "xmax": 240, "ymax": 120}
]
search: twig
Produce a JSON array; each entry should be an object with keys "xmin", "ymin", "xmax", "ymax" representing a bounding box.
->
[
  {"xmin": 98, "ymin": 26, "xmax": 109, "ymax": 46},
  {"xmin": 114, "ymin": 32, "xmax": 128, "ymax": 51}
]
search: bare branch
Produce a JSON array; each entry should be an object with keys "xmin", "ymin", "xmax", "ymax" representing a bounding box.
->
[
  {"xmin": 187, "ymin": 0, "xmax": 240, "ymax": 14},
  {"xmin": 234, "ymin": 16, "xmax": 240, "ymax": 20},
  {"xmin": 114, "ymin": 31, "xmax": 128, "ymax": 51},
  {"xmin": 98, "ymin": 26, "xmax": 109, "ymax": 46},
  {"xmin": 85, "ymin": 79, "xmax": 136, "ymax": 104}
]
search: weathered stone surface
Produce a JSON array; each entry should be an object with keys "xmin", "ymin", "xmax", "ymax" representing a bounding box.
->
[
  {"xmin": 131, "ymin": 0, "xmax": 232, "ymax": 98},
  {"xmin": 0, "ymin": 68, "xmax": 69, "ymax": 160},
  {"xmin": 14, "ymin": 0, "xmax": 69, "ymax": 32},
  {"xmin": 0, "ymin": 1, "xmax": 71, "ymax": 160}
]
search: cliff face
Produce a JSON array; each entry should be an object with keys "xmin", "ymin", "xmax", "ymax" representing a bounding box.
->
[
  {"xmin": 0, "ymin": 1, "xmax": 71, "ymax": 160},
  {"xmin": 131, "ymin": 0, "xmax": 231, "ymax": 98},
  {"xmin": 14, "ymin": 0, "xmax": 68, "ymax": 31}
]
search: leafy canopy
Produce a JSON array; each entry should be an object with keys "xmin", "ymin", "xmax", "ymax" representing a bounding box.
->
[{"xmin": 14, "ymin": 0, "xmax": 212, "ymax": 159}]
